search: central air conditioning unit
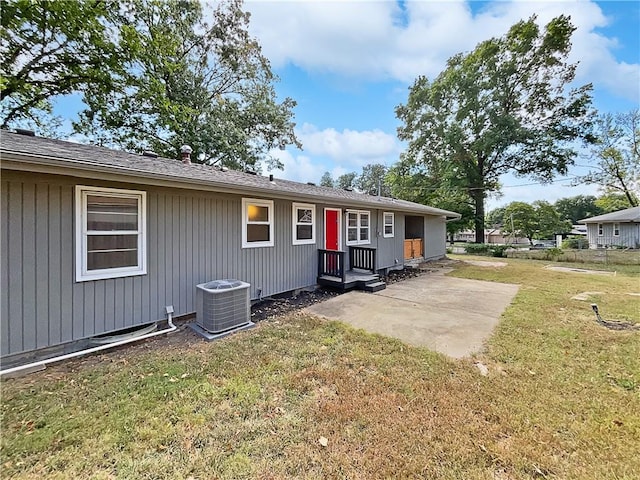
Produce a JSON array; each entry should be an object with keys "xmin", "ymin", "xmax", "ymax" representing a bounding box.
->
[{"xmin": 195, "ymin": 279, "xmax": 251, "ymax": 334}]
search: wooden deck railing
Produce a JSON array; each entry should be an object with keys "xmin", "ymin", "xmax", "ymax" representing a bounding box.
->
[
  {"xmin": 349, "ymin": 246, "xmax": 376, "ymax": 273},
  {"xmin": 318, "ymin": 249, "xmax": 346, "ymax": 282}
]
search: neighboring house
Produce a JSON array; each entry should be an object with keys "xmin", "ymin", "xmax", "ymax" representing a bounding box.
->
[
  {"xmin": 579, "ymin": 207, "xmax": 640, "ymax": 249},
  {"xmin": 454, "ymin": 229, "xmax": 528, "ymax": 245},
  {"xmin": 0, "ymin": 131, "xmax": 459, "ymax": 362}
]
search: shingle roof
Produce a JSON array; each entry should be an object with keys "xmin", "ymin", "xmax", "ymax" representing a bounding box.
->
[
  {"xmin": 1, "ymin": 131, "xmax": 460, "ymax": 218},
  {"xmin": 579, "ymin": 207, "xmax": 640, "ymax": 223}
]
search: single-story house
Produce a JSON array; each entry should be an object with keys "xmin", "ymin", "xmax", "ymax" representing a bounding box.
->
[
  {"xmin": 578, "ymin": 206, "xmax": 640, "ymax": 249},
  {"xmin": 1, "ymin": 131, "xmax": 459, "ymax": 363}
]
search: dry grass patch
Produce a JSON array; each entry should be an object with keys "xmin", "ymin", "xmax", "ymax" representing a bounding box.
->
[{"xmin": 2, "ymin": 257, "xmax": 639, "ymax": 479}]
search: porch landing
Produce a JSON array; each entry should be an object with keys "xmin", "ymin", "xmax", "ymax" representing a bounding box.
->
[{"xmin": 318, "ymin": 271, "xmax": 386, "ymax": 292}]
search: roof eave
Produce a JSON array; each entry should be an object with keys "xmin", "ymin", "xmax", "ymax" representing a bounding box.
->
[{"xmin": 1, "ymin": 151, "xmax": 460, "ymax": 218}]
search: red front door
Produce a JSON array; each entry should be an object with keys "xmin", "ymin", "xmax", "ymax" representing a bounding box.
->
[{"xmin": 325, "ymin": 209, "xmax": 339, "ymax": 250}]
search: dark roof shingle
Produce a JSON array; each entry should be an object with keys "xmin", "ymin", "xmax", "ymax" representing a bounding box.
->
[{"xmin": 0, "ymin": 131, "xmax": 460, "ymax": 218}]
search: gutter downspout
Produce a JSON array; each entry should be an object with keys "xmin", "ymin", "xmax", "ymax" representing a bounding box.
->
[{"xmin": 0, "ymin": 306, "xmax": 177, "ymax": 378}]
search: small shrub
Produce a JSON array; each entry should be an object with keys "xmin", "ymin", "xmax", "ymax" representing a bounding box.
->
[
  {"xmin": 544, "ymin": 247, "xmax": 563, "ymax": 260},
  {"xmin": 491, "ymin": 245, "xmax": 510, "ymax": 258},
  {"xmin": 562, "ymin": 237, "xmax": 588, "ymax": 249},
  {"xmin": 464, "ymin": 243, "xmax": 491, "ymax": 255}
]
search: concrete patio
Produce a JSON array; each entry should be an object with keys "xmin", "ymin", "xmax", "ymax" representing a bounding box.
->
[{"xmin": 305, "ymin": 272, "xmax": 519, "ymax": 358}]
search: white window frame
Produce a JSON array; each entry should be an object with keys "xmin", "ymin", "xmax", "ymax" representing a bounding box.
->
[
  {"xmin": 292, "ymin": 203, "xmax": 316, "ymax": 245},
  {"xmin": 613, "ymin": 223, "xmax": 620, "ymax": 236},
  {"xmin": 383, "ymin": 212, "xmax": 395, "ymax": 238},
  {"xmin": 346, "ymin": 210, "xmax": 371, "ymax": 246},
  {"xmin": 597, "ymin": 223, "xmax": 603, "ymax": 236},
  {"xmin": 242, "ymin": 198, "xmax": 274, "ymax": 248},
  {"xmin": 75, "ymin": 185, "xmax": 147, "ymax": 282}
]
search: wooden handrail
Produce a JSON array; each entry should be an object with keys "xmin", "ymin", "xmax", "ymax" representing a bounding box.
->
[
  {"xmin": 349, "ymin": 246, "xmax": 376, "ymax": 273},
  {"xmin": 318, "ymin": 249, "xmax": 346, "ymax": 282}
]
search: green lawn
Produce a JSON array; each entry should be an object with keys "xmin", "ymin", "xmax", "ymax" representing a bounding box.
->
[{"xmin": 2, "ymin": 258, "xmax": 639, "ymax": 479}]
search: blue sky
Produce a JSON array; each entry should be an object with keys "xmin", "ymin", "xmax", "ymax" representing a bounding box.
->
[
  {"xmin": 50, "ymin": 1, "xmax": 639, "ymax": 211},
  {"xmin": 241, "ymin": 0, "xmax": 640, "ymax": 210}
]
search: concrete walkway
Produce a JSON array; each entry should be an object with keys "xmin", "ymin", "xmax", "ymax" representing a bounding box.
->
[{"xmin": 305, "ymin": 273, "xmax": 519, "ymax": 358}]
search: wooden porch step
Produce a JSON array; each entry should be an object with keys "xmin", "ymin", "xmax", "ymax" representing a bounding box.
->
[{"xmin": 363, "ymin": 281, "xmax": 386, "ymax": 293}]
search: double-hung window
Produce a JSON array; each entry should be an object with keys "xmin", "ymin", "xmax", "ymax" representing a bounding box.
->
[
  {"xmin": 383, "ymin": 212, "xmax": 394, "ymax": 238},
  {"xmin": 75, "ymin": 186, "xmax": 146, "ymax": 282},
  {"xmin": 292, "ymin": 203, "xmax": 315, "ymax": 245},
  {"xmin": 597, "ymin": 223, "xmax": 603, "ymax": 236},
  {"xmin": 242, "ymin": 198, "xmax": 274, "ymax": 248},
  {"xmin": 346, "ymin": 210, "xmax": 370, "ymax": 245},
  {"xmin": 613, "ymin": 223, "xmax": 620, "ymax": 236}
]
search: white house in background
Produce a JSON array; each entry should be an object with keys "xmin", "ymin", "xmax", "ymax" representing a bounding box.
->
[{"xmin": 579, "ymin": 207, "xmax": 640, "ymax": 249}]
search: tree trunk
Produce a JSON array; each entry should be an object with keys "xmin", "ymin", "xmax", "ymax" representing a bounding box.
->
[{"xmin": 472, "ymin": 190, "xmax": 485, "ymax": 244}]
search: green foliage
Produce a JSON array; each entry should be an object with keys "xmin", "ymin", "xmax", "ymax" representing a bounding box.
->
[
  {"xmin": 320, "ymin": 171, "xmax": 334, "ymax": 187},
  {"xmin": 1, "ymin": 0, "xmax": 123, "ymax": 130},
  {"xmin": 491, "ymin": 245, "xmax": 510, "ymax": 258},
  {"xmin": 544, "ymin": 247, "xmax": 563, "ymax": 260},
  {"xmin": 554, "ymin": 195, "xmax": 604, "ymax": 223},
  {"xmin": 562, "ymin": 237, "xmax": 589, "ymax": 249},
  {"xmin": 463, "ymin": 243, "xmax": 491, "ymax": 255},
  {"xmin": 74, "ymin": 0, "xmax": 299, "ymax": 171},
  {"xmin": 396, "ymin": 15, "xmax": 593, "ymax": 244},
  {"xmin": 486, "ymin": 206, "xmax": 507, "ymax": 228},
  {"xmin": 596, "ymin": 192, "xmax": 638, "ymax": 213},
  {"xmin": 355, "ymin": 163, "xmax": 391, "ymax": 196},
  {"xmin": 388, "ymin": 155, "xmax": 475, "ymax": 236},
  {"xmin": 501, "ymin": 200, "xmax": 571, "ymax": 243},
  {"xmin": 577, "ymin": 110, "xmax": 640, "ymax": 207},
  {"xmin": 336, "ymin": 172, "xmax": 357, "ymax": 189}
]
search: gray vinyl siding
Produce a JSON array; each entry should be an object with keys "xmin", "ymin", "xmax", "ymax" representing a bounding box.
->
[
  {"xmin": 424, "ymin": 216, "xmax": 447, "ymax": 260},
  {"xmin": 586, "ymin": 222, "xmax": 640, "ymax": 249},
  {"xmin": 375, "ymin": 211, "xmax": 405, "ymax": 270},
  {"xmin": 1, "ymin": 171, "xmax": 452, "ymax": 357},
  {"xmin": 1, "ymin": 172, "xmax": 317, "ymax": 357}
]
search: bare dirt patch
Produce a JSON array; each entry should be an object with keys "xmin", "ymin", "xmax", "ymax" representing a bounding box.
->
[
  {"xmin": 463, "ymin": 260, "xmax": 508, "ymax": 268},
  {"xmin": 544, "ymin": 265, "xmax": 616, "ymax": 275}
]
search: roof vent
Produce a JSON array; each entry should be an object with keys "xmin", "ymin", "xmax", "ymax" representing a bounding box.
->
[
  {"xmin": 221, "ymin": 166, "xmax": 229, "ymax": 172},
  {"xmin": 269, "ymin": 174, "xmax": 274, "ymax": 182},
  {"xmin": 15, "ymin": 128, "xmax": 35, "ymax": 137},
  {"xmin": 245, "ymin": 170, "xmax": 257, "ymax": 175},
  {"xmin": 307, "ymin": 182, "xmax": 316, "ymax": 186},
  {"xmin": 142, "ymin": 151, "xmax": 158, "ymax": 158},
  {"xmin": 344, "ymin": 186, "xmax": 353, "ymax": 191}
]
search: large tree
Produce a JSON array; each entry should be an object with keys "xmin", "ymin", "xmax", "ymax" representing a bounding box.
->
[
  {"xmin": 575, "ymin": 110, "xmax": 640, "ymax": 207},
  {"xmin": 388, "ymin": 156, "xmax": 475, "ymax": 239},
  {"xmin": 554, "ymin": 195, "xmax": 603, "ymax": 223},
  {"xmin": 74, "ymin": 0, "xmax": 299, "ymax": 170},
  {"xmin": 355, "ymin": 163, "xmax": 392, "ymax": 196},
  {"xmin": 396, "ymin": 15, "xmax": 592, "ymax": 243},
  {"xmin": 0, "ymin": 0, "xmax": 122, "ymax": 130},
  {"xmin": 319, "ymin": 171, "xmax": 334, "ymax": 187},
  {"xmin": 502, "ymin": 201, "xmax": 570, "ymax": 245},
  {"xmin": 336, "ymin": 172, "xmax": 357, "ymax": 190}
]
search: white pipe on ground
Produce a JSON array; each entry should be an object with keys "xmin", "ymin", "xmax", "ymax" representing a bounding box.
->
[{"xmin": 0, "ymin": 306, "xmax": 177, "ymax": 378}]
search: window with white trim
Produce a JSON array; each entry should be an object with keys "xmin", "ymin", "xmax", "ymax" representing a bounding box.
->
[
  {"xmin": 75, "ymin": 186, "xmax": 146, "ymax": 282},
  {"xmin": 242, "ymin": 198, "xmax": 274, "ymax": 248},
  {"xmin": 597, "ymin": 223, "xmax": 603, "ymax": 236},
  {"xmin": 613, "ymin": 223, "xmax": 620, "ymax": 236},
  {"xmin": 346, "ymin": 210, "xmax": 370, "ymax": 245},
  {"xmin": 292, "ymin": 203, "xmax": 315, "ymax": 245},
  {"xmin": 383, "ymin": 212, "xmax": 394, "ymax": 238}
]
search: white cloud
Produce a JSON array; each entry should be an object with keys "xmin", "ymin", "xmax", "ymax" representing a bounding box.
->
[
  {"xmin": 297, "ymin": 123, "xmax": 400, "ymax": 167},
  {"xmin": 266, "ymin": 149, "xmax": 326, "ymax": 184},
  {"xmin": 246, "ymin": 0, "xmax": 639, "ymax": 102}
]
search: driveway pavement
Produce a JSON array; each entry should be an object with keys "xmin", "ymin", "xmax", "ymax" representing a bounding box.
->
[{"xmin": 305, "ymin": 272, "xmax": 519, "ymax": 358}]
